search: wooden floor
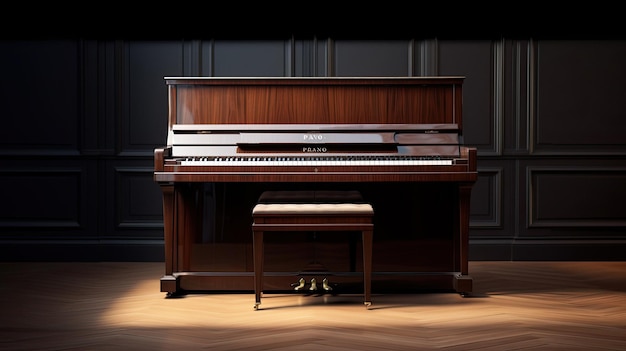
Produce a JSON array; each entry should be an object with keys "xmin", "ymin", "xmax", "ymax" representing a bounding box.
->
[{"xmin": 1, "ymin": 261, "xmax": 625, "ymax": 350}]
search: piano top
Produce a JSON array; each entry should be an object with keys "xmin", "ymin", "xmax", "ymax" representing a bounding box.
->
[{"xmin": 164, "ymin": 76, "xmax": 465, "ymax": 85}]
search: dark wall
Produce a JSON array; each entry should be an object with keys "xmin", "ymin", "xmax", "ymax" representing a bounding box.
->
[{"xmin": 1, "ymin": 36, "xmax": 625, "ymax": 261}]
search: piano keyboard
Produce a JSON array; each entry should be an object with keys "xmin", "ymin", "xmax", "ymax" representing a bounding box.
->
[{"xmin": 180, "ymin": 156, "xmax": 454, "ymax": 166}]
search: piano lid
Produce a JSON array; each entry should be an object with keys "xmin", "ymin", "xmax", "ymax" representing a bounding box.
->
[{"xmin": 164, "ymin": 76, "xmax": 466, "ymax": 84}]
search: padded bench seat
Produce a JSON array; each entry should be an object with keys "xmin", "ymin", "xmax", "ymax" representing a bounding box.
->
[{"xmin": 252, "ymin": 190, "xmax": 374, "ymax": 310}]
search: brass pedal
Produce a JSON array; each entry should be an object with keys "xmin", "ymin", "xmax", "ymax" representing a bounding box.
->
[
  {"xmin": 292, "ymin": 277, "xmax": 306, "ymax": 291},
  {"xmin": 322, "ymin": 277, "xmax": 333, "ymax": 291},
  {"xmin": 309, "ymin": 278, "xmax": 318, "ymax": 291}
]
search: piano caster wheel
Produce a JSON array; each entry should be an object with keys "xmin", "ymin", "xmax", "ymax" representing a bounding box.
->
[
  {"xmin": 364, "ymin": 301, "xmax": 372, "ymax": 309},
  {"xmin": 254, "ymin": 303, "xmax": 260, "ymax": 310}
]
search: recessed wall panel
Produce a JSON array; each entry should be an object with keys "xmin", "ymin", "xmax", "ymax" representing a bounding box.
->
[
  {"xmin": 0, "ymin": 40, "xmax": 79, "ymax": 154},
  {"xmin": 334, "ymin": 40, "xmax": 410, "ymax": 77},
  {"xmin": 529, "ymin": 167, "xmax": 626, "ymax": 228},
  {"xmin": 0, "ymin": 160, "xmax": 97, "ymax": 236},
  {"xmin": 535, "ymin": 40, "xmax": 626, "ymax": 152},
  {"xmin": 213, "ymin": 40, "xmax": 287, "ymax": 77}
]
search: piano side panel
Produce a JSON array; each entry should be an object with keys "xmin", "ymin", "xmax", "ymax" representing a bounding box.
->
[{"xmin": 173, "ymin": 83, "xmax": 461, "ymax": 126}]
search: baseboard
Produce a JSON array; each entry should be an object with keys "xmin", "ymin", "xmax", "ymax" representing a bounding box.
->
[
  {"xmin": 470, "ymin": 239, "xmax": 626, "ymax": 261},
  {"xmin": 0, "ymin": 240, "xmax": 164, "ymax": 262}
]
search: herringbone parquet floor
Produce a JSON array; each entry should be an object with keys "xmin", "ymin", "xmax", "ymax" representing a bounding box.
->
[{"xmin": 1, "ymin": 261, "xmax": 625, "ymax": 350}]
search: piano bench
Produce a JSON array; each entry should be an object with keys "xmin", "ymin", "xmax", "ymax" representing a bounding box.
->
[{"xmin": 252, "ymin": 190, "xmax": 374, "ymax": 310}]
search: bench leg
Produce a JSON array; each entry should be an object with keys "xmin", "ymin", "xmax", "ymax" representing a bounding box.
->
[
  {"xmin": 253, "ymin": 230, "xmax": 264, "ymax": 310},
  {"xmin": 363, "ymin": 229, "xmax": 373, "ymax": 309}
]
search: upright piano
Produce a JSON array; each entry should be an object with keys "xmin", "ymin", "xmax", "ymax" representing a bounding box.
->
[{"xmin": 154, "ymin": 77, "xmax": 477, "ymax": 296}]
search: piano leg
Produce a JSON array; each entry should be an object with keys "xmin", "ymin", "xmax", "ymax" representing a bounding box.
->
[
  {"xmin": 453, "ymin": 274, "xmax": 473, "ymax": 296},
  {"xmin": 159, "ymin": 184, "xmax": 180, "ymax": 295},
  {"xmin": 159, "ymin": 183, "xmax": 204, "ymax": 297},
  {"xmin": 454, "ymin": 183, "xmax": 474, "ymax": 296},
  {"xmin": 161, "ymin": 275, "xmax": 180, "ymax": 297},
  {"xmin": 253, "ymin": 229, "xmax": 264, "ymax": 310}
]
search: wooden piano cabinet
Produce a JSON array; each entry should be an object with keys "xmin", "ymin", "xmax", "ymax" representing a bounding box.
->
[{"xmin": 154, "ymin": 77, "xmax": 477, "ymax": 297}]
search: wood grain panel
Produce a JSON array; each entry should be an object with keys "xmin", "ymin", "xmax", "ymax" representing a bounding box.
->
[{"xmin": 169, "ymin": 77, "xmax": 464, "ymax": 127}]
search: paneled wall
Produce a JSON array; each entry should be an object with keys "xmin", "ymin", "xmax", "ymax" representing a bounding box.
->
[{"xmin": 1, "ymin": 37, "xmax": 625, "ymax": 261}]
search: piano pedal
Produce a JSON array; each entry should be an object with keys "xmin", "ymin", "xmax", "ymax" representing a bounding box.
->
[
  {"xmin": 291, "ymin": 277, "xmax": 306, "ymax": 291},
  {"xmin": 322, "ymin": 277, "xmax": 333, "ymax": 291},
  {"xmin": 309, "ymin": 278, "xmax": 318, "ymax": 291}
]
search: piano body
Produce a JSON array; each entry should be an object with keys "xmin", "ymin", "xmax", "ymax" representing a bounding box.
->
[{"xmin": 154, "ymin": 77, "xmax": 477, "ymax": 296}]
